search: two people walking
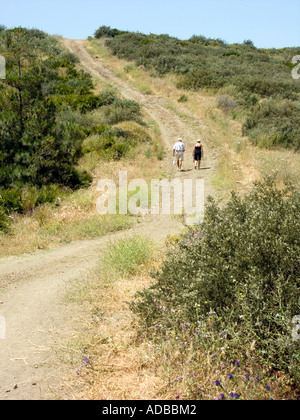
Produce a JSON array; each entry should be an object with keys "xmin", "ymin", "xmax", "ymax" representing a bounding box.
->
[{"xmin": 173, "ymin": 138, "xmax": 204, "ymax": 171}]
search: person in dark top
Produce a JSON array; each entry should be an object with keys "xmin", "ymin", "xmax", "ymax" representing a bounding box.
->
[{"xmin": 193, "ymin": 139, "xmax": 204, "ymax": 169}]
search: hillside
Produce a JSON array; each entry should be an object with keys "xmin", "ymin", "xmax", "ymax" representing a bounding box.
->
[
  {"xmin": 0, "ymin": 27, "xmax": 299, "ymax": 400},
  {"xmin": 95, "ymin": 26, "xmax": 300, "ymax": 150}
]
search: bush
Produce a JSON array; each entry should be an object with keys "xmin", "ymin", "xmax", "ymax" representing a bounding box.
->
[
  {"xmin": 0, "ymin": 206, "xmax": 10, "ymax": 233},
  {"xmin": 177, "ymin": 67, "xmax": 225, "ymax": 91},
  {"xmin": 21, "ymin": 186, "xmax": 40, "ymax": 212},
  {"xmin": 99, "ymin": 99, "xmax": 143, "ymax": 125},
  {"xmin": 0, "ymin": 189, "xmax": 22, "ymax": 213},
  {"xmin": 82, "ymin": 127, "xmax": 136, "ymax": 160},
  {"xmin": 94, "ymin": 26, "xmax": 126, "ymax": 39},
  {"xmin": 217, "ymin": 94, "xmax": 238, "ymax": 113},
  {"xmin": 132, "ymin": 178, "xmax": 300, "ymax": 382},
  {"xmin": 0, "ymin": 185, "xmax": 62, "ymax": 214},
  {"xmin": 100, "ymin": 234, "xmax": 154, "ymax": 277},
  {"xmin": 101, "ymin": 28, "xmax": 300, "ymax": 150},
  {"xmin": 243, "ymin": 99, "xmax": 300, "ymax": 149}
]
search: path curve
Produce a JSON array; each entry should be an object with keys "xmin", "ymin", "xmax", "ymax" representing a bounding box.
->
[{"xmin": 0, "ymin": 39, "xmax": 214, "ymax": 400}]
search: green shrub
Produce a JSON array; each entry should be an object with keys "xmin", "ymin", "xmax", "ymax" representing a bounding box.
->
[
  {"xmin": 177, "ymin": 67, "xmax": 225, "ymax": 91},
  {"xmin": 0, "ymin": 26, "xmax": 95, "ymax": 191},
  {"xmin": 36, "ymin": 184, "xmax": 63, "ymax": 205},
  {"xmin": 94, "ymin": 25, "xmax": 127, "ymax": 39},
  {"xmin": 82, "ymin": 127, "xmax": 136, "ymax": 160},
  {"xmin": 178, "ymin": 94, "xmax": 188, "ymax": 103},
  {"xmin": 243, "ymin": 99, "xmax": 300, "ymax": 149},
  {"xmin": 0, "ymin": 189, "xmax": 22, "ymax": 213},
  {"xmin": 100, "ymin": 234, "xmax": 154, "ymax": 277},
  {"xmin": 47, "ymin": 89, "xmax": 118, "ymax": 113},
  {"xmin": 132, "ymin": 178, "xmax": 300, "ymax": 382},
  {"xmin": 0, "ymin": 206, "xmax": 10, "ymax": 233},
  {"xmin": 0, "ymin": 185, "xmax": 62, "ymax": 214},
  {"xmin": 217, "ymin": 94, "xmax": 238, "ymax": 113},
  {"xmin": 21, "ymin": 186, "xmax": 40, "ymax": 212},
  {"xmin": 101, "ymin": 28, "xmax": 300, "ymax": 150},
  {"xmin": 99, "ymin": 99, "xmax": 143, "ymax": 125}
]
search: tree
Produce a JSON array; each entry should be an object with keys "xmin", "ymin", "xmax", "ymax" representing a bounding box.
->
[{"xmin": 0, "ymin": 27, "xmax": 92, "ymax": 189}]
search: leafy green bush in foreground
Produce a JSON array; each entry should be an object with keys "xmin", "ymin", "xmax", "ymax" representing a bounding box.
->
[{"xmin": 132, "ymin": 178, "xmax": 300, "ymax": 384}]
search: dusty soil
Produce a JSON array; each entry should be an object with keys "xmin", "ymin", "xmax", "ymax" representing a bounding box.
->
[{"xmin": 0, "ymin": 39, "xmax": 215, "ymax": 400}]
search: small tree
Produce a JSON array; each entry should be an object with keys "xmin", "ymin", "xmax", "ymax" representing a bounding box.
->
[{"xmin": 94, "ymin": 26, "xmax": 125, "ymax": 39}]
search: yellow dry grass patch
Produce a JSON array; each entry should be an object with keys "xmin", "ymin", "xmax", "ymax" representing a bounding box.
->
[{"xmin": 65, "ymin": 265, "xmax": 173, "ymax": 400}]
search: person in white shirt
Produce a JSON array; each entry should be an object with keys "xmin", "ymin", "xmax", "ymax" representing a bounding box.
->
[{"xmin": 173, "ymin": 138, "xmax": 185, "ymax": 171}]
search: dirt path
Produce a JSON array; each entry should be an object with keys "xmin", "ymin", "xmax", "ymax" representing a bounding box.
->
[{"xmin": 0, "ymin": 39, "xmax": 215, "ymax": 400}]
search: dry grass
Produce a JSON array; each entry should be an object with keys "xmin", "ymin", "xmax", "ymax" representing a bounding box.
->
[
  {"xmin": 64, "ymin": 40, "xmax": 300, "ymax": 401},
  {"xmin": 0, "ymin": 115, "xmax": 165, "ymax": 259},
  {"xmin": 86, "ymin": 38, "xmax": 300, "ymax": 202},
  {"xmin": 62, "ymin": 248, "xmax": 172, "ymax": 400},
  {"xmin": 50, "ymin": 39, "xmax": 300, "ymax": 401},
  {"xmin": 61, "ymin": 252, "xmax": 296, "ymax": 401}
]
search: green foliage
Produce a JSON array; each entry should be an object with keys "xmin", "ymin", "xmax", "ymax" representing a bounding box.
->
[
  {"xmin": 0, "ymin": 27, "xmax": 144, "ymax": 224},
  {"xmin": 217, "ymin": 94, "xmax": 238, "ymax": 113},
  {"xmin": 132, "ymin": 178, "xmax": 300, "ymax": 382},
  {"xmin": 0, "ymin": 184, "xmax": 63, "ymax": 214},
  {"xmin": 98, "ymin": 28, "xmax": 300, "ymax": 149},
  {"xmin": 82, "ymin": 128, "xmax": 135, "ymax": 160},
  {"xmin": 0, "ymin": 206, "xmax": 10, "ymax": 232},
  {"xmin": 100, "ymin": 234, "xmax": 154, "ymax": 277},
  {"xmin": 0, "ymin": 26, "xmax": 94, "ymax": 190},
  {"xmin": 178, "ymin": 94, "xmax": 188, "ymax": 103},
  {"xmin": 82, "ymin": 119, "xmax": 151, "ymax": 161},
  {"xmin": 98, "ymin": 99, "xmax": 143, "ymax": 125},
  {"xmin": 47, "ymin": 89, "xmax": 118, "ymax": 113},
  {"xmin": 0, "ymin": 189, "xmax": 22, "ymax": 213},
  {"xmin": 94, "ymin": 25, "xmax": 127, "ymax": 39},
  {"xmin": 243, "ymin": 99, "xmax": 300, "ymax": 150}
]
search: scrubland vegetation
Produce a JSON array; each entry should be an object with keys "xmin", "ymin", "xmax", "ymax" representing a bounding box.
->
[
  {"xmin": 0, "ymin": 27, "xmax": 164, "ymax": 255},
  {"xmin": 71, "ymin": 179, "xmax": 299, "ymax": 400},
  {"xmin": 0, "ymin": 24, "xmax": 299, "ymax": 400},
  {"xmin": 67, "ymin": 27, "xmax": 300, "ymax": 400},
  {"xmin": 95, "ymin": 26, "xmax": 300, "ymax": 150}
]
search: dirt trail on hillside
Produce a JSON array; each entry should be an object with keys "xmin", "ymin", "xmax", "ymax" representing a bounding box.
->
[{"xmin": 0, "ymin": 39, "xmax": 215, "ymax": 400}]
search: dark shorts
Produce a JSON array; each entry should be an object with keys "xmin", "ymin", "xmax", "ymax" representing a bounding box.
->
[{"xmin": 194, "ymin": 152, "xmax": 202, "ymax": 161}]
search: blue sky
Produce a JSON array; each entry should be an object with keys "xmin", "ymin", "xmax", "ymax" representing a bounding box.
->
[{"xmin": 0, "ymin": 0, "xmax": 299, "ymax": 48}]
